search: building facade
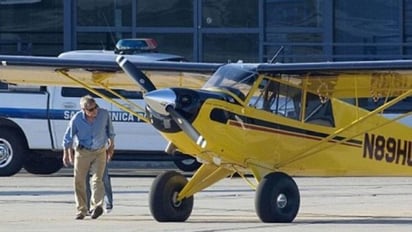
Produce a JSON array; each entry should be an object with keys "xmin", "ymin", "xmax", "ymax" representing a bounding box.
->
[{"xmin": 1, "ymin": 0, "xmax": 411, "ymax": 63}]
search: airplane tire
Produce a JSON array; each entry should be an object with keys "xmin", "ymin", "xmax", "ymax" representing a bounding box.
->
[
  {"xmin": 255, "ymin": 172, "xmax": 300, "ymax": 223},
  {"xmin": 149, "ymin": 170, "xmax": 194, "ymax": 222},
  {"xmin": 0, "ymin": 128, "xmax": 26, "ymax": 176}
]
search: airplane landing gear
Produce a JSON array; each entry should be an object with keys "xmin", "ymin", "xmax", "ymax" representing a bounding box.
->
[
  {"xmin": 149, "ymin": 171, "xmax": 194, "ymax": 222},
  {"xmin": 255, "ymin": 172, "xmax": 300, "ymax": 222}
]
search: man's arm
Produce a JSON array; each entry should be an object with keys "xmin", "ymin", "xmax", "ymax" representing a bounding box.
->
[
  {"xmin": 106, "ymin": 110, "xmax": 115, "ymax": 161},
  {"xmin": 62, "ymin": 115, "xmax": 77, "ymax": 167}
]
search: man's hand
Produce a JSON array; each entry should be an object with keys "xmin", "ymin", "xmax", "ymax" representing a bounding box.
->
[
  {"xmin": 106, "ymin": 138, "xmax": 115, "ymax": 162},
  {"xmin": 106, "ymin": 144, "xmax": 114, "ymax": 162},
  {"xmin": 63, "ymin": 148, "xmax": 74, "ymax": 167}
]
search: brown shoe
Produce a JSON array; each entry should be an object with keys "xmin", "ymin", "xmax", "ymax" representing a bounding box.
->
[
  {"xmin": 91, "ymin": 206, "xmax": 103, "ymax": 219},
  {"xmin": 75, "ymin": 214, "xmax": 85, "ymax": 220}
]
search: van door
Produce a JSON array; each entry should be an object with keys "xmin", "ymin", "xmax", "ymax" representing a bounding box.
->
[{"xmin": 0, "ymin": 85, "xmax": 51, "ymax": 149}]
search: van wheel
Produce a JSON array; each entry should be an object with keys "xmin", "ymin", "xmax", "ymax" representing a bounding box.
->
[
  {"xmin": 24, "ymin": 153, "xmax": 63, "ymax": 175},
  {"xmin": 149, "ymin": 171, "xmax": 193, "ymax": 222},
  {"xmin": 173, "ymin": 154, "xmax": 201, "ymax": 172},
  {"xmin": 0, "ymin": 128, "xmax": 26, "ymax": 176}
]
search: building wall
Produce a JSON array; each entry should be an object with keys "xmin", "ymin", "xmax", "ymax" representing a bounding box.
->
[{"xmin": 0, "ymin": 0, "xmax": 411, "ymax": 63}]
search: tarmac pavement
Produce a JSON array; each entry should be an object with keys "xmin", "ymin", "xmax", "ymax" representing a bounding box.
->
[{"xmin": 1, "ymin": 163, "xmax": 412, "ymax": 232}]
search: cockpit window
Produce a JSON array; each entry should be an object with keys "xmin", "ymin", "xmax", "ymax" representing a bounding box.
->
[
  {"xmin": 203, "ymin": 64, "xmax": 258, "ymax": 100},
  {"xmin": 249, "ymin": 77, "xmax": 300, "ymax": 119},
  {"xmin": 249, "ymin": 76, "xmax": 335, "ymax": 127},
  {"xmin": 304, "ymin": 93, "xmax": 335, "ymax": 127}
]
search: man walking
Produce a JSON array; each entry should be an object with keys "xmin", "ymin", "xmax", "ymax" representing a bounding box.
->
[{"xmin": 62, "ymin": 95, "xmax": 115, "ymax": 220}]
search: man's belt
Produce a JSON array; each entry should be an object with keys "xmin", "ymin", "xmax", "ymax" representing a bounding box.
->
[{"xmin": 78, "ymin": 144, "xmax": 104, "ymax": 152}]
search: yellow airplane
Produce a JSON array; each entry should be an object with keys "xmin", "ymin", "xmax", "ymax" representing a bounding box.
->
[{"xmin": 1, "ymin": 54, "xmax": 411, "ymax": 223}]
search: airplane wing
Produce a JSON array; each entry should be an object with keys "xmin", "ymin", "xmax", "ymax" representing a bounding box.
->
[
  {"xmin": 257, "ymin": 60, "xmax": 412, "ymax": 98},
  {"xmin": 0, "ymin": 55, "xmax": 221, "ymax": 91},
  {"xmin": 2, "ymin": 55, "xmax": 412, "ymax": 100}
]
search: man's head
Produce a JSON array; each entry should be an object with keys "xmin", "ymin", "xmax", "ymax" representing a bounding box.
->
[{"xmin": 80, "ymin": 95, "xmax": 98, "ymax": 117}]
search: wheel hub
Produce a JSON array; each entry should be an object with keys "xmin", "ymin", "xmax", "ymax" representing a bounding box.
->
[
  {"xmin": 172, "ymin": 192, "xmax": 183, "ymax": 207},
  {"xmin": 276, "ymin": 193, "xmax": 287, "ymax": 209},
  {"xmin": 0, "ymin": 139, "xmax": 12, "ymax": 168}
]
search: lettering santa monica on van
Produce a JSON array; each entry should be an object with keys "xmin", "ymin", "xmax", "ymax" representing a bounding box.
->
[{"xmin": 63, "ymin": 110, "xmax": 144, "ymax": 122}]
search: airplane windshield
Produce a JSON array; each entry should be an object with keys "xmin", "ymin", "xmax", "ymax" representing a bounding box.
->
[{"xmin": 203, "ymin": 64, "xmax": 258, "ymax": 100}]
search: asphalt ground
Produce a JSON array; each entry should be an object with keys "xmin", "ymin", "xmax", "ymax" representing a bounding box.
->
[{"xmin": 1, "ymin": 162, "xmax": 412, "ymax": 232}]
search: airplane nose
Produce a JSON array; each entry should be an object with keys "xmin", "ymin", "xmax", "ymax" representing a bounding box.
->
[{"xmin": 144, "ymin": 89, "xmax": 176, "ymax": 115}]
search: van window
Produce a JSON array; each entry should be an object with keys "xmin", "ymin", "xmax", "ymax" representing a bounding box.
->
[
  {"xmin": 61, "ymin": 87, "xmax": 143, "ymax": 99},
  {"xmin": 0, "ymin": 82, "xmax": 45, "ymax": 93}
]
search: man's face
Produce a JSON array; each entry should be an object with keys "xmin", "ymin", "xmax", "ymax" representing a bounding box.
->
[{"xmin": 83, "ymin": 102, "xmax": 98, "ymax": 118}]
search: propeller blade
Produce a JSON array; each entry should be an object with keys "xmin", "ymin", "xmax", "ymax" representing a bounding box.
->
[
  {"xmin": 165, "ymin": 105, "xmax": 207, "ymax": 148},
  {"xmin": 116, "ymin": 55, "xmax": 156, "ymax": 92}
]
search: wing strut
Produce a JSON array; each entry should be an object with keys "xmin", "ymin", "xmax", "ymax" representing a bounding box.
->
[
  {"xmin": 176, "ymin": 164, "xmax": 233, "ymax": 201},
  {"xmin": 57, "ymin": 69, "xmax": 150, "ymax": 123}
]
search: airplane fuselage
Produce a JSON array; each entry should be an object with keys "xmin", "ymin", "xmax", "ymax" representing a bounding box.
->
[
  {"xmin": 145, "ymin": 63, "xmax": 412, "ymax": 178},
  {"xmin": 149, "ymin": 95, "xmax": 412, "ymax": 177}
]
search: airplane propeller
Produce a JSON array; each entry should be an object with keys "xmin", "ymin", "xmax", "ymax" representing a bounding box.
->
[
  {"xmin": 116, "ymin": 55, "xmax": 156, "ymax": 92},
  {"xmin": 144, "ymin": 89, "xmax": 207, "ymax": 149},
  {"xmin": 117, "ymin": 55, "xmax": 207, "ymax": 149}
]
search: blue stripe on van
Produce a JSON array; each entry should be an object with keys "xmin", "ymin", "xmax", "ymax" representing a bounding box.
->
[{"xmin": 0, "ymin": 108, "xmax": 144, "ymax": 122}]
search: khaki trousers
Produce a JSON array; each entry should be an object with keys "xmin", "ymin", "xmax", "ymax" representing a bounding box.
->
[{"xmin": 73, "ymin": 147, "xmax": 106, "ymax": 215}]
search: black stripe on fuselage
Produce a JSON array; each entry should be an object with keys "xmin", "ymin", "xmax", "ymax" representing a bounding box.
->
[{"xmin": 210, "ymin": 108, "xmax": 362, "ymax": 147}]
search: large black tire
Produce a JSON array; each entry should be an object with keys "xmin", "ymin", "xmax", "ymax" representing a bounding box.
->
[
  {"xmin": 255, "ymin": 172, "xmax": 300, "ymax": 223},
  {"xmin": 173, "ymin": 154, "xmax": 201, "ymax": 172},
  {"xmin": 24, "ymin": 153, "xmax": 63, "ymax": 175},
  {"xmin": 149, "ymin": 170, "xmax": 193, "ymax": 222},
  {"xmin": 0, "ymin": 128, "xmax": 27, "ymax": 176}
]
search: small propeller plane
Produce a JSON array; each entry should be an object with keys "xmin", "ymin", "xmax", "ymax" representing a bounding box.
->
[{"xmin": 0, "ymin": 53, "xmax": 411, "ymax": 223}]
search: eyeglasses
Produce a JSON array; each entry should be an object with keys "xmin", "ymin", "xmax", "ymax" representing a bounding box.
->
[{"xmin": 85, "ymin": 105, "xmax": 98, "ymax": 112}]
